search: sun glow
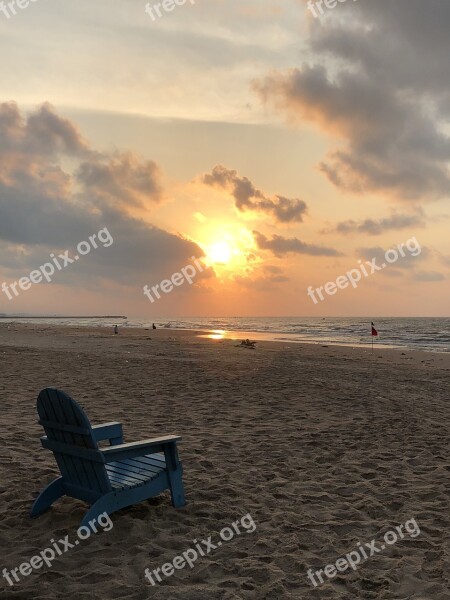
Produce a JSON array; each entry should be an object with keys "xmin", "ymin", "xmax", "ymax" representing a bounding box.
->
[
  {"xmin": 206, "ymin": 241, "xmax": 232, "ymax": 265},
  {"xmin": 195, "ymin": 224, "xmax": 257, "ymax": 275}
]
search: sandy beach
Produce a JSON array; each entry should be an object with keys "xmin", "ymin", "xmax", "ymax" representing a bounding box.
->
[{"xmin": 0, "ymin": 323, "xmax": 449, "ymax": 600}]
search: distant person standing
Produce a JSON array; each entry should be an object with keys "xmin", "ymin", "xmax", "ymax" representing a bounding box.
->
[
  {"xmin": 114, "ymin": 325, "xmax": 119, "ymax": 335},
  {"xmin": 152, "ymin": 323, "xmax": 157, "ymax": 329}
]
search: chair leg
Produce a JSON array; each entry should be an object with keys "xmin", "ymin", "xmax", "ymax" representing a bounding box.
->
[
  {"xmin": 30, "ymin": 477, "xmax": 65, "ymax": 518},
  {"xmin": 79, "ymin": 494, "xmax": 115, "ymax": 530},
  {"xmin": 168, "ymin": 466, "xmax": 186, "ymax": 508}
]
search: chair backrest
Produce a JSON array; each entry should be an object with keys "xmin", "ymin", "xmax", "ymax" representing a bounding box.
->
[{"xmin": 37, "ymin": 388, "xmax": 111, "ymax": 495}]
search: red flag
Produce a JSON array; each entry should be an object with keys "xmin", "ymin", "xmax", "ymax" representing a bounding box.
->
[{"xmin": 371, "ymin": 322, "xmax": 378, "ymax": 336}]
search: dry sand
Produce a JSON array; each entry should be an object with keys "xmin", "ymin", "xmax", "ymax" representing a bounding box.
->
[{"xmin": 0, "ymin": 323, "xmax": 449, "ymax": 599}]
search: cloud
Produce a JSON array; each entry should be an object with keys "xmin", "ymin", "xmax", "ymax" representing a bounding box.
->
[
  {"xmin": 253, "ymin": 230, "xmax": 343, "ymax": 257},
  {"xmin": 76, "ymin": 152, "xmax": 163, "ymax": 209},
  {"xmin": 255, "ymin": 1, "xmax": 450, "ymax": 201},
  {"xmin": 436, "ymin": 252, "xmax": 450, "ymax": 268},
  {"xmin": 0, "ymin": 103, "xmax": 205, "ymax": 288},
  {"xmin": 203, "ymin": 164, "xmax": 308, "ymax": 223},
  {"xmin": 357, "ymin": 244, "xmax": 429, "ymax": 271},
  {"xmin": 0, "ymin": 101, "xmax": 90, "ymax": 159},
  {"xmin": 326, "ymin": 212, "xmax": 426, "ymax": 236},
  {"xmin": 413, "ymin": 270, "xmax": 445, "ymax": 282},
  {"xmin": 262, "ymin": 265, "xmax": 284, "ymax": 274}
]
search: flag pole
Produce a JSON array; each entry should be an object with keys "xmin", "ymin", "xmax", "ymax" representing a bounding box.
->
[{"xmin": 371, "ymin": 321, "xmax": 378, "ymax": 355}]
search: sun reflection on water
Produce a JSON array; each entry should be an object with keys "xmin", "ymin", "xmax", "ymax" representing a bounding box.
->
[{"xmin": 206, "ymin": 329, "xmax": 227, "ymax": 340}]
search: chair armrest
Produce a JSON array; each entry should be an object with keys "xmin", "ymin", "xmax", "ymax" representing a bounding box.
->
[
  {"xmin": 92, "ymin": 422, "xmax": 124, "ymax": 445},
  {"xmin": 102, "ymin": 435, "xmax": 181, "ymax": 463}
]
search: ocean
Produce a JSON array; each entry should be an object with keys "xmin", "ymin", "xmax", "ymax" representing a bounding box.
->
[{"xmin": 1, "ymin": 316, "xmax": 449, "ymax": 353}]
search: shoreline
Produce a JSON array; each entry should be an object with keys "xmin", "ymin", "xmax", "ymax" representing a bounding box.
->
[
  {"xmin": 0, "ymin": 322, "xmax": 449, "ymax": 370},
  {"xmin": 0, "ymin": 317, "xmax": 450, "ymax": 356},
  {"xmin": 0, "ymin": 317, "xmax": 448, "ymax": 354}
]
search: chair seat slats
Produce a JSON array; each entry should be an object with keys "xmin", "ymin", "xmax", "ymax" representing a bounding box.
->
[
  {"xmin": 106, "ymin": 464, "xmax": 151, "ymax": 484},
  {"xmin": 119, "ymin": 456, "xmax": 165, "ymax": 475},
  {"xmin": 130, "ymin": 455, "xmax": 166, "ymax": 469},
  {"xmin": 108, "ymin": 460, "xmax": 158, "ymax": 479},
  {"xmin": 106, "ymin": 453, "xmax": 166, "ymax": 491}
]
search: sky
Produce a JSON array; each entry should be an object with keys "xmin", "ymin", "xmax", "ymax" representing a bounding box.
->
[{"xmin": 0, "ymin": 0, "xmax": 449, "ymax": 317}]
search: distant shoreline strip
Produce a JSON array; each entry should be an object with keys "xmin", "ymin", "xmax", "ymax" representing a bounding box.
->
[{"xmin": 0, "ymin": 316, "xmax": 127, "ymax": 319}]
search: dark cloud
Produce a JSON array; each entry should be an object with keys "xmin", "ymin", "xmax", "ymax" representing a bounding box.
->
[
  {"xmin": 0, "ymin": 101, "xmax": 90, "ymax": 158},
  {"xmin": 326, "ymin": 212, "xmax": 426, "ymax": 236},
  {"xmin": 413, "ymin": 271, "xmax": 445, "ymax": 282},
  {"xmin": 203, "ymin": 165, "xmax": 308, "ymax": 223},
  {"xmin": 0, "ymin": 181, "xmax": 95, "ymax": 247},
  {"xmin": 253, "ymin": 230, "xmax": 343, "ymax": 257},
  {"xmin": 0, "ymin": 103, "xmax": 205, "ymax": 287},
  {"xmin": 256, "ymin": 1, "xmax": 450, "ymax": 201},
  {"xmin": 76, "ymin": 152, "xmax": 162, "ymax": 209},
  {"xmin": 26, "ymin": 103, "xmax": 92, "ymax": 156}
]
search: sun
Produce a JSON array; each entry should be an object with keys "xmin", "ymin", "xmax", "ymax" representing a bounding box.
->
[
  {"xmin": 207, "ymin": 241, "xmax": 232, "ymax": 265},
  {"xmin": 193, "ymin": 223, "xmax": 258, "ymax": 274}
]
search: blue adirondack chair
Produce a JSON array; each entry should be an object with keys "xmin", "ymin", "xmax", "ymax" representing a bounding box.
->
[{"xmin": 31, "ymin": 388, "xmax": 185, "ymax": 528}]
